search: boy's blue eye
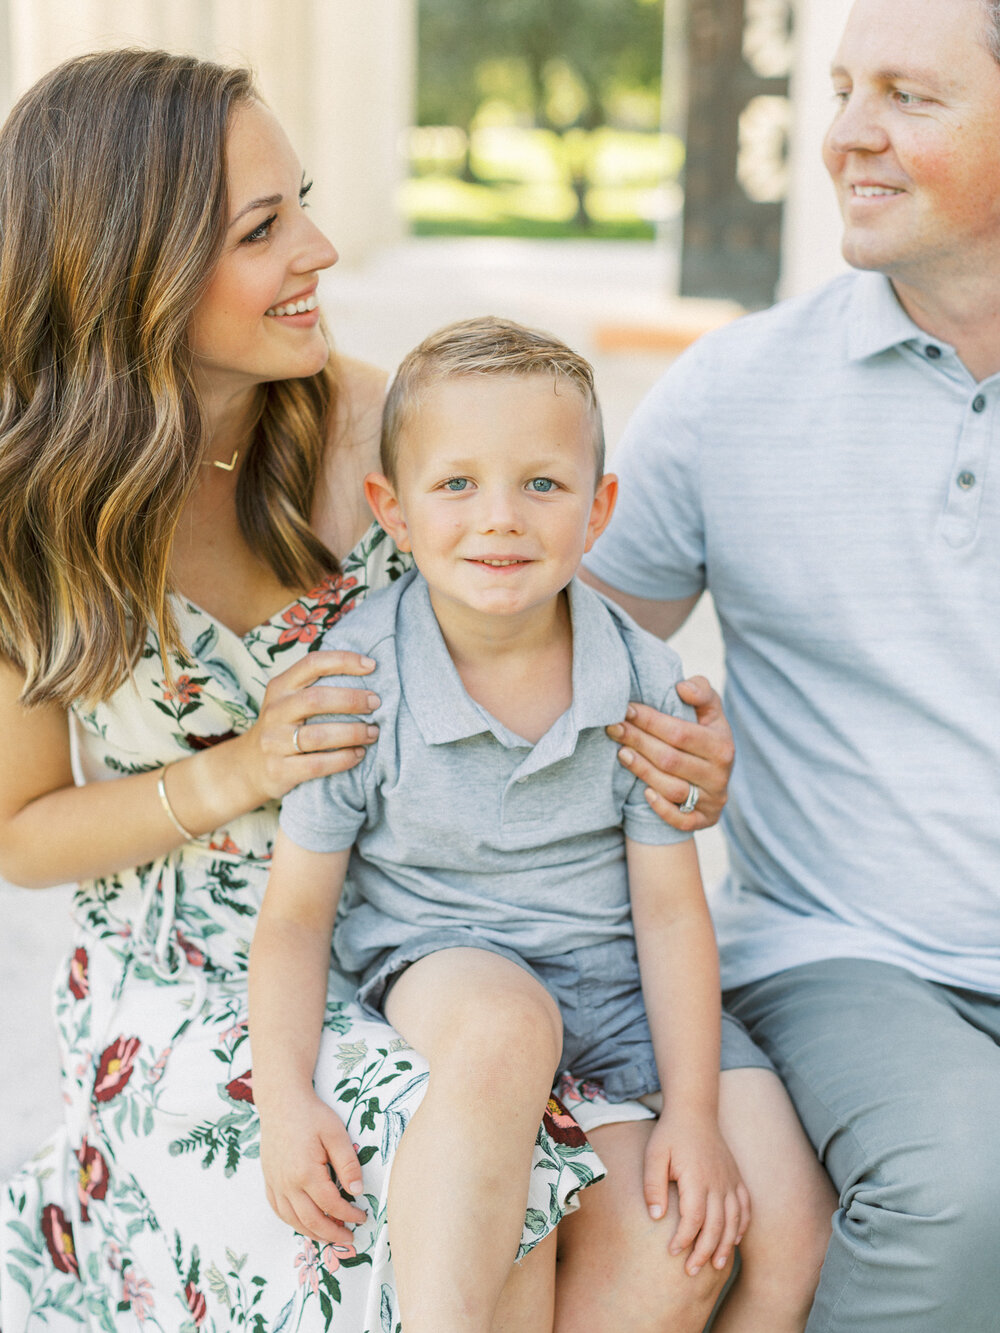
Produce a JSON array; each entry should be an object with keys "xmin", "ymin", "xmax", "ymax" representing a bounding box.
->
[
  {"xmin": 444, "ymin": 478, "xmax": 468, "ymax": 491},
  {"xmin": 528, "ymin": 478, "xmax": 555, "ymax": 493}
]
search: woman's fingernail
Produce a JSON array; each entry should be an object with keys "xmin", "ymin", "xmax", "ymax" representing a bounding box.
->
[
  {"xmin": 360, "ymin": 656, "xmax": 375, "ymax": 668},
  {"xmin": 607, "ymin": 723, "xmax": 624, "ymax": 740},
  {"xmin": 689, "ymin": 1265, "xmax": 701, "ymax": 1277},
  {"xmin": 618, "ymin": 747, "xmax": 635, "ymax": 765},
  {"xmin": 365, "ymin": 725, "xmax": 379, "ymax": 740},
  {"xmin": 366, "ymin": 693, "xmax": 380, "ymax": 709},
  {"xmin": 649, "ymin": 1204, "xmax": 664, "ymax": 1220},
  {"xmin": 626, "ymin": 704, "xmax": 637, "ymax": 720}
]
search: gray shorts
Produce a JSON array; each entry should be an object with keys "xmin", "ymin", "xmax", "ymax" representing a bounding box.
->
[{"xmin": 356, "ymin": 931, "xmax": 772, "ymax": 1103}]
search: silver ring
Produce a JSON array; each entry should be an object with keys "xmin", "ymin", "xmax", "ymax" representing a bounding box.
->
[
  {"xmin": 292, "ymin": 726, "xmax": 303, "ymax": 755},
  {"xmin": 678, "ymin": 783, "xmax": 700, "ymax": 814}
]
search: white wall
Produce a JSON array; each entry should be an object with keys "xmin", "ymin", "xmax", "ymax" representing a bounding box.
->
[
  {"xmin": 0, "ymin": 0, "xmax": 416, "ymax": 268},
  {"xmin": 780, "ymin": 0, "xmax": 854, "ymax": 297}
]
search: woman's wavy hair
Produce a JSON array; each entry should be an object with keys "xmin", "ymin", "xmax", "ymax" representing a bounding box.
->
[{"xmin": 0, "ymin": 49, "xmax": 340, "ymax": 707}]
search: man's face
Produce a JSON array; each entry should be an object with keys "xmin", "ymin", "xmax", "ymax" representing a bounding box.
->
[{"xmin": 823, "ymin": 0, "xmax": 1000, "ymax": 296}]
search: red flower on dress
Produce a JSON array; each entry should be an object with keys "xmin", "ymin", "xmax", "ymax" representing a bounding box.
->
[
  {"xmin": 163, "ymin": 675, "xmax": 203, "ymax": 706},
  {"xmin": 276, "ymin": 603, "xmax": 329, "ymax": 646},
  {"xmin": 175, "ymin": 929, "xmax": 205, "ymax": 968},
  {"xmin": 93, "ymin": 1036, "xmax": 142, "ymax": 1102},
  {"xmin": 185, "ymin": 1282, "xmax": 208, "ymax": 1326},
  {"xmin": 542, "ymin": 1095, "xmax": 588, "ymax": 1148},
  {"xmin": 310, "ymin": 573, "xmax": 358, "ymax": 606},
  {"xmin": 41, "ymin": 1204, "xmax": 79, "ymax": 1277},
  {"xmin": 68, "ymin": 947, "xmax": 89, "ymax": 1000},
  {"xmin": 76, "ymin": 1139, "xmax": 110, "ymax": 1221},
  {"xmin": 122, "ymin": 1267, "xmax": 154, "ymax": 1322},
  {"xmin": 226, "ymin": 1070, "xmax": 254, "ymax": 1103}
]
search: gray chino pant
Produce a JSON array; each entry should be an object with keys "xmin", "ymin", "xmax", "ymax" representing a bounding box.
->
[{"xmin": 726, "ymin": 958, "xmax": 1000, "ymax": 1333}]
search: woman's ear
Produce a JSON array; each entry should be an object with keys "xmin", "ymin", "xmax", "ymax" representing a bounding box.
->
[
  {"xmin": 364, "ymin": 473, "xmax": 411, "ymax": 551},
  {"xmin": 584, "ymin": 473, "xmax": 618, "ymax": 552}
]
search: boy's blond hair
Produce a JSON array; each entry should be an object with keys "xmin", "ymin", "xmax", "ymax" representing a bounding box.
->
[{"xmin": 381, "ymin": 316, "xmax": 605, "ymax": 483}]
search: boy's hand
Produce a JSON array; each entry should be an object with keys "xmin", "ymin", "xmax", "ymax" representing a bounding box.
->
[
  {"xmin": 643, "ymin": 1111, "xmax": 750, "ymax": 1277},
  {"xmin": 259, "ymin": 1091, "xmax": 367, "ymax": 1245}
]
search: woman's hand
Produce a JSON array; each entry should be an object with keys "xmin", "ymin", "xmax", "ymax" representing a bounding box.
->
[
  {"xmin": 243, "ymin": 650, "xmax": 380, "ymax": 803},
  {"xmin": 607, "ymin": 676, "xmax": 734, "ymax": 832}
]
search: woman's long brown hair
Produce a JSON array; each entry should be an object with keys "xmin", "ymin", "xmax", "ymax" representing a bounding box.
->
[{"xmin": 0, "ymin": 49, "xmax": 340, "ymax": 708}]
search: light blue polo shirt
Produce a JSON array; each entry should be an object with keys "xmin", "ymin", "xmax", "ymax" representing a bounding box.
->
[
  {"xmin": 279, "ymin": 570, "xmax": 693, "ymax": 976},
  {"xmin": 584, "ymin": 271, "xmax": 1000, "ymax": 994}
]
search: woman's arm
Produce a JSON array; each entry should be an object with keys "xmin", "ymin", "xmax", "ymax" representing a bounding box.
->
[{"xmin": 0, "ymin": 651, "xmax": 379, "ymax": 888}]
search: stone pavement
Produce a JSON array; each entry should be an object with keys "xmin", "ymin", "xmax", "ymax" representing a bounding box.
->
[{"xmin": 0, "ymin": 238, "xmax": 731, "ymax": 1185}]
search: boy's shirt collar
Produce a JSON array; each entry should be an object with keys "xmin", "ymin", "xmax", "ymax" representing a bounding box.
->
[{"xmin": 397, "ymin": 572, "xmax": 632, "ymax": 761}]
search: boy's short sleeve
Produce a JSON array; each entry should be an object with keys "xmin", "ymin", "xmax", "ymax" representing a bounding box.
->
[
  {"xmin": 277, "ymin": 588, "xmax": 402, "ymax": 854},
  {"xmin": 277, "ymin": 672, "xmax": 373, "ymax": 853},
  {"xmin": 618, "ymin": 622, "xmax": 697, "ymax": 847}
]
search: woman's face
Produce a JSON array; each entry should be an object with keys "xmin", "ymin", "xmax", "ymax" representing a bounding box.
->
[{"xmin": 188, "ymin": 101, "xmax": 338, "ymax": 410}]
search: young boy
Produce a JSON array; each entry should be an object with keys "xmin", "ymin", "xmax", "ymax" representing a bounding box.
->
[{"xmin": 250, "ymin": 319, "xmax": 831, "ymax": 1333}]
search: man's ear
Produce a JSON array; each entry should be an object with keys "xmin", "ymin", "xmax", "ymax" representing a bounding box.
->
[
  {"xmin": 364, "ymin": 473, "xmax": 411, "ymax": 552},
  {"xmin": 584, "ymin": 473, "xmax": 618, "ymax": 552}
]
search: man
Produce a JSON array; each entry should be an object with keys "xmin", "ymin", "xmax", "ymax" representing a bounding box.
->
[{"xmin": 583, "ymin": 0, "xmax": 1000, "ymax": 1328}]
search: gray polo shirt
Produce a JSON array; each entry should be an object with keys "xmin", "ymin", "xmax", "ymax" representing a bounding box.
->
[
  {"xmin": 279, "ymin": 571, "xmax": 693, "ymax": 975},
  {"xmin": 584, "ymin": 270, "xmax": 1000, "ymax": 994}
]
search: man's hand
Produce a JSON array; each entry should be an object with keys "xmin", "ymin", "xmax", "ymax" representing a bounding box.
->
[{"xmin": 608, "ymin": 676, "xmax": 735, "ymax": 831}]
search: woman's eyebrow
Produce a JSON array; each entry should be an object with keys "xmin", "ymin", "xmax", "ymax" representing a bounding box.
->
[{"xmin": 228, "ymin": 193, "xmax": 282, "ymax": 229}]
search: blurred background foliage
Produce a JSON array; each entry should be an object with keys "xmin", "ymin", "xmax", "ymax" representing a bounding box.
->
[{"xmin": 404, "ymin": 0, "xmax": 682, "ymax": 240}]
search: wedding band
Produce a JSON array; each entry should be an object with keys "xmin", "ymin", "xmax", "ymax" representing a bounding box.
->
[
  {"xmin": 292, "ymin": 726, "xmax": 303, "ymax": 755},
  {"xmin": 679, "ymin": 783, "xmax": 700, "ymax": 814}
]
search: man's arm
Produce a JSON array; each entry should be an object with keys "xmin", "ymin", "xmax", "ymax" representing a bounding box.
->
[{"xmin": 580, "ymin": 568, "xmax": 701, "ymax": 639}]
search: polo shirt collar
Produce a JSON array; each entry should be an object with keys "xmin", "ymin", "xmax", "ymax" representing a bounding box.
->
[
  {"xmin": 396, "ymin": 574, "xmax": 631, "ymax": 753},
  {"xmin": 846, "ymin": 271, "xmax": 955, "ymax": 363}
]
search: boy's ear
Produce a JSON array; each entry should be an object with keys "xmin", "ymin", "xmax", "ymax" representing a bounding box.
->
[
  {"xmin": 364, "ymin": 473, "xmax": 411, "ymax": 552},
  {"xmin": 584, "ymin": 473, "xmax": 618, "ymax": 552}
]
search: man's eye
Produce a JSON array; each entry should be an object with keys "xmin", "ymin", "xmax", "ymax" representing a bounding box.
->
[
  {"xmin": 528, "ymin": 478, "xmax": 556, "ymax": 493},
  {"xmin": 444, "ymin": 478, "xmax": 469, "ymax": 492}
]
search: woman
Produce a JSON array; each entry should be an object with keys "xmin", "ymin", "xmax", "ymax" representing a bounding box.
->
[{"xmin": 0, "ymin": 50, "xmax": 743, "ymax": 1332}]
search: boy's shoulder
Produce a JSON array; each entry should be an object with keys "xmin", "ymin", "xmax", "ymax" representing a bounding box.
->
[
  {"xmin": 572, "ymin": 579, "xmax": 691, "ymax": 717},
  {"xmin": 317, "ymin": 568, "xmax": 417, "ymax": 659}
]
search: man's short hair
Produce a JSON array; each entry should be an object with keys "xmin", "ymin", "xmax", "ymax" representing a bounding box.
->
[{"xmin": 381, "ymin": 316, "xmax": 606, "ymax": 484}]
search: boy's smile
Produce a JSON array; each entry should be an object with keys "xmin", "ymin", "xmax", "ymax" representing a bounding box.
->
[{"xmin": 365, "ymin": 373, "xmax": 616, "ymax": 641}]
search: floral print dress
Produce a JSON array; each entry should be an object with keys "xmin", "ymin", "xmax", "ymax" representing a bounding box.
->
[{"xmin": 1, "ymin": 523, "xmax": 603, "ymax": 1333}]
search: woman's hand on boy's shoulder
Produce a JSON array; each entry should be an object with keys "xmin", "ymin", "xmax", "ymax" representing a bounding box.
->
[{"xmin": 607, "ymin": 676, "xmax": 734, "ymax": 831}]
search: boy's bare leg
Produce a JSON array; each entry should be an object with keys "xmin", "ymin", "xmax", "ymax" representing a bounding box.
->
[
  {"xmin": 712, "ymin": 1068, "xmax": 835, "ymax": 1333},
  {"xmin": 385, "ymin": 948, "xmax": 562, "ymax": 1333},
  {"xmin": 554, "ymin": 1118, "xmax": 730, "ymax": 1333}
]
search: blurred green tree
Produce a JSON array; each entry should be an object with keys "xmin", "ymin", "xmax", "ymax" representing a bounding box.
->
[{"xmin": 417, "ymin": 0, "xmax": 664, "ymax": 134}]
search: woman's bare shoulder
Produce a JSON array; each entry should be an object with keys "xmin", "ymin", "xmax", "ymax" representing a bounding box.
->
[
  {"xmin": 335, "ymin": 356, "xmax": 390, "ymax": 458},
  {"xmin": 313, "ymin": 356, "xmax": 390, "ymax": 555}
]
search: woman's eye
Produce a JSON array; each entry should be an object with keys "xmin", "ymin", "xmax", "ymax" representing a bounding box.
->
[
  {"xmin": 444, "ymin": 478, "xmax": 469, "ymax": 492},
  {"xmin": 527, "ymin": 477, "xmax": 556, "ymax": 493},
  {"xmin": 299, "ymin": 179, "xmax": 313, "ymax": 209},
  {"xmin": 241, "ymin": 213, "xmax": 277, "ymax": 244}
]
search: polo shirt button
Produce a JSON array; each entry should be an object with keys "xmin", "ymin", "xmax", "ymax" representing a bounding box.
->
[
  {"xmin": 925, "ymin": 345, "xmax": 942, "ymax": 359},
  {"xmin": 972, "ymin": 394, "xmax": 987, "ymax": 413},
  {"xmin": 957, "ymin": 471, "xmax": 977, "ymax": 490}
]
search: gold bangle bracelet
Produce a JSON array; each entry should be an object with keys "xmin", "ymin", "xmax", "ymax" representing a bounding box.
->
[{"xmin": 157, "ymin": 764, "xmax": 196, "ymax": 842}]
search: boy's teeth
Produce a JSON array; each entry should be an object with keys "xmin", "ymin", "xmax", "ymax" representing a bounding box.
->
[
  {"xmin": 265, "ymin": 293, "xmax": 319, "ymax": 317},
  {"xmin": 854, "ymin": 186, "xmax": 898, "ymax": 197}
]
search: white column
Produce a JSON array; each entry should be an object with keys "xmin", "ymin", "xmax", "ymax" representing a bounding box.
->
[
  {"xmin": 0, "ymin": 0, "xmax": 415, "ymax": 269},
  {"xmin": 779, "ymin": 0, "xmax": 854, "ymax": 297}
]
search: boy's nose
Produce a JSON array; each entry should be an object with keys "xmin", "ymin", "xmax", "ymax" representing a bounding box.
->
[{"xmin": 479, "ymin": 489, "xmax": 524, "ymax": 533}]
